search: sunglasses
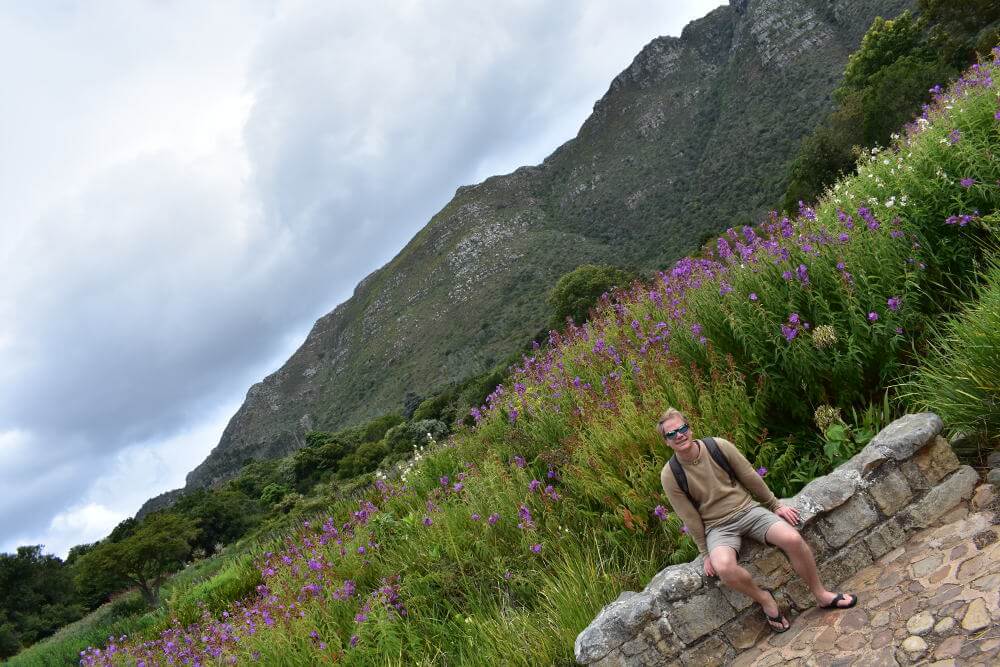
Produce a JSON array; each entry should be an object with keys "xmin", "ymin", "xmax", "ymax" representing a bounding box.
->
[{"xmin": 662, "ymin": 423, "xmax": 690, "ymax": 440}]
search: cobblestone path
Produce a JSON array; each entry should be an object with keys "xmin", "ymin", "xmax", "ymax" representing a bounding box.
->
[{"xmin": 734, "ymin": 490, "xmax": 999, "ymax": 666}]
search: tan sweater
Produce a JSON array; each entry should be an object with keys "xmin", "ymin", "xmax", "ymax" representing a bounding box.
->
[{"xmin": 660, "ymin": 437, "xmax": 779, "ymax": 555}]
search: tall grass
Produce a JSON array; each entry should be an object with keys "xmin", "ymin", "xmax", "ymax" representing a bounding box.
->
[
  {"xmin": 902, "ymin": 253, "xmax": 1000, "ymax": 442},
  {"xmin": 63, "ymin": 52, "xmax": 1000, "ymax": 666}
]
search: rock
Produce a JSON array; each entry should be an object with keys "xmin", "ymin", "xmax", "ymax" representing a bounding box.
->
[
  {"xmin": 901, "ymin": 466, "xmax": 979, "ymax": 529},
  {"xmin": 792, "ymin": 468, "xmax": 862, "ymax": 517},
  {"xmin": 902, "ymin": 635, "xmax": 928, "ymax": 653},
  {"xmin": 818, "ymin": 542, "xmax": 874, "ymax": 587},
  {"xmin": 987, "ymin": 468, "xmax": 1000, "ymax": 486},
  {"xmin": 961, "ymin": 598, "xmax": 991, "ymax": 632},
  {"xmin": 868, "ymin": 466, "xmax": 913, "ymax": 516},
  {"xmin": 905, "ymin": 611, "xmax": 934, "ymax": 635},
  {"xmin": 933, "ymin": 617, "xmax": 955, "ymax": 634},
  {"xmin": 817, "ymin": 494, "xmax": 878, "ymax": 547},
  {"xmin": 574, "ymin": 591, "xmax": 658, "ymax": 664},
  {"xmin": 911, "ymin": 553, "xmax": 943, "ymax": 579},
  {"xmin": 914, "ymin": 436, "xmax": 960, "ymax": 484},
  {"xmin": 863, "ymin": 413, "xmax": 943, "ymax": 466},
  {"xmin": 642, "ymin": 562, "xmax": 703, "ymax": 605},
  {"xmin": 665, "ymin": 587, "xmax": 737, "ymax": 644},
  {"xmin": 865, "ymin": 519, "xmax": 907, "ymax": 558},
  {"xmin": 986, "ymin": 451, "xmax": 1000, "ymax": 468},
  {"xmin": 678, "ymin": 635, "xmax": 733, "ymax": 666},
  {"xmin": 970, "ymin": 484, "xmax": 996, "ymax": 512}
]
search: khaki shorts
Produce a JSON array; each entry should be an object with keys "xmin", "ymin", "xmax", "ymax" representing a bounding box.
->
[{"xmin": 706, "ymin": 505, "xmax": 785, "ymax": 557}]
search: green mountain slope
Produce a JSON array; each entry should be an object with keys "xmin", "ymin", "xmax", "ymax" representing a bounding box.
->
[{"xmin": 185, "ymin": 0, "xmax": 913, "ymax": 489}]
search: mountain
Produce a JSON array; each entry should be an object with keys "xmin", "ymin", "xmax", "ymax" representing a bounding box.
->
[{"xmin": 182, "ymin": 0, "xmax": 912, "ymax": 491}]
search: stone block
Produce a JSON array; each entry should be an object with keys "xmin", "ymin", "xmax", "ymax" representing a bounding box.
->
[
  {"xmin": 988, "ymin": 468, "xmax": 1000, "ymax": 486},
  {"xmin": 791, "ymin": 468, "xmax": 862, "ymax": 518},
  {"xmin": 901, "ymin": 460, "xmax": 932, "ymax": 492},
  {"xmin": 642, "ymin": 562, "xmax": 702, "ymax": 605},
  {"xmin": 914, "ymin": 436, "xmax": 960, "ymax": 484},
  {"xmin": 901, "ymin": 466, "xmax": 979, "ymax": 529},
  {"xmin": 867, "ymin": 465, "xmax": 913, "ymax": 516},
  {"xmin": 575, "ymin": 591, "xmax": 658, "ymax": 664},
  {"xmin": 817, "ymin": 493, "xmax": 878, "ymax": 548},
  {"xmin": 865, "ymin": 413, "xmax": 943, "ymax": 460},
  {"xmin": 665, "ymin": 587, "xmax": 736, "ymax": 644},
  {"xmin": 972, "ymin": 484, "xmax": 996, "ymax": 511},
  {"xmin": 620, "ymin": 635, "xmax": 651, "ymax": 657},
  {"xmin": 721, "ymin": 607, "xmax": 770, "ymax": 650},
  {"xmin": 864, "ymin": 518, "xmax": 907, "ymax": 558},
  {"xmin": 819, "ymin": 542, "xmax": 873, "ymax": 587},
  {"xmin": 590, "ymin": 649, "xmax": 626, "ymax": 667},
  {"xmin": 678, "ymin": 635, "xmax": 734, "ymax": 666}
]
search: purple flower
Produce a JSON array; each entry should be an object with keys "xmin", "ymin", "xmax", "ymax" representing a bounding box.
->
[
  {"xmin": 895, "ymin": 327, "xmax": 904, "ymax": 335},
  {"xmin": 654, "ymin": 505, "xmax": 669, "ymax": 521},
  {"xmin": 422, "ymin": 516, "xmax": 433, "ymax": 527},
  {"xmin": 503, "ymin": 571, "xmax": 513, "ymax": 581},
  {"xmin": 531, "ymin": 543, "xmax": 542, "ymax": 553},
  {"xmin": 868, "ymin": 311, "xmax": 879, "ymax": 323},
  {"xmin": 471, "ymin": 513, "xmax": 481, "ymax": 521},
  {"xmin": 680, "ymin": 524, "xmax": 689, "ymax": 534},
  {"xmin": 839, "ymin": 232, "xmax": 850, "ymax": 243},
  {"xmin": 887, "ymin": 296, "xmax": 901, "ymax": 311},
  {"xmin": 796, "ymin": 264, "xmax": 809, "ymax": 285},
  {"xmin": 782, "ymin": 270, "xmax": 793, "ymax": 281},
  {"xmin": 488, "ymin": 513, "xmax": 500, "ymax": 525},
  {"xmin": 960, "ymin": 177, "xmax": 975, "ymax": 188},
  {"xmin": 691, "ymin": 322, "xmax": 702, "ymax": 337},
  {"xmin": 756, "ymin": 467, "xmax": 767, "ymax": 477},
  {"xmin": 948, "ymin": 129, "xmax": 961, "ymax": 144},
  {"xmin": 781, "ymin": 324, "xmax": 798, "ymax": 342},
  {"xmin": 528, "ymin": 479, "xmax": 541, "ymax": 493},
  {"xmin": 349, "ymin": 635, "xmax": 359, "ymax": 648},
  {"xmin": 512, "ymin": 455, "xmax": 526, "ymax": 469},
  {"xmin": 719, "ymin": 281, "xmax": 733, "ymax": 296},
  {"xmin": 749, "ymin": 292, "xmax": 758, "ymax": 301},
  {"xmin": 788, "ymin": 313, "xmax": 800, "ymax": 325},
  {"xmin": 439, "ymin": 476, "xmax": 450, "ymax": 487},
  {"xmin": 453, "ymin": 482, "xmax": 464, "ymax": 493}
]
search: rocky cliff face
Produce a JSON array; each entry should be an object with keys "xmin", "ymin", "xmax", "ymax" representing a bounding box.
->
[{"xmin": 183, "ymin": 0, "xmax": 912, "ymax": 490}]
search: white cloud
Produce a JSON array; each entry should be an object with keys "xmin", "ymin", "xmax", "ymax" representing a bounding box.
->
[{"xmin": 0, "ymin": 1, "xmax": 722, "ymax": 556}]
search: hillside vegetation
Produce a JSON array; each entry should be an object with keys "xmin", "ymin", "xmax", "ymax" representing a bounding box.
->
[{"xmin": 13, "ymin": 46, "xmax": 997, "ymax": 666}]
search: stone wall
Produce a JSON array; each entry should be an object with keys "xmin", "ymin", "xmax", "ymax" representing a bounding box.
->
[{"xmin": 574, "ymin": 413, "xmax": 981, "ymax": 666}]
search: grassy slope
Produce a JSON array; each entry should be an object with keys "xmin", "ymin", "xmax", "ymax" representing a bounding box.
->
[{"xmin": 14, "ymin": 52, "xmax": 996, "ymax": 667}]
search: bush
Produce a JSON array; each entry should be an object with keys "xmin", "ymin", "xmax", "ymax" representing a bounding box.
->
[{"xmin": 547, "ymin": 264, "xmax": 636, "ymax": 328}]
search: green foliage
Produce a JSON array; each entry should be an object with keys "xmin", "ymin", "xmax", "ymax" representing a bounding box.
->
[
  {"xmin": 411, "ymin": 390, "xmax": 455, "ymax": 422},
  {"xmin": 0, "ymin": 546, "xmax": 83, "ymax": 659},
  {"xmin": 260, "ymin": 482, "xmax": 290, "ymax": 506},
  {"xmin": 362, "ymin": 413, "xmax": 404, "ymax": 442},
  {"xmin": 903, "ymin": 253, "xmax": 1000, "ymax": 441},
  {"xmin": 782, "ymin": 2, "xmax": 996, "ymax": 210},
  {"xmin": 547, "ymin": 264, "xmax": 636, "ymax": 328},
  {"xmin": 170, "ymin": 489, "xmax": 256, "ymax": 554},
  {"xmin": 167, "ymin": 555, "xmax": 261, "ymax": 626},
  {"xmin": 74, "ymin": 513, "xmax": 200, "ymax": 607}
]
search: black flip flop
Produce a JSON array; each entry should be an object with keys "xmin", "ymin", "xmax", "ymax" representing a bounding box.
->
[
  {"xmin": 819, "ymin": 592, "xmax": 858, "ymax": 610},
  {"xmin": 761, "ymin": 589, "xmax": 790, "ymax": 633}
]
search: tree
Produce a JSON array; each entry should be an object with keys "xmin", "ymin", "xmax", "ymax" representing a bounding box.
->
[
  {"xmin": 74, "ymin": 513, "xmax": 199, "ymax": 607},
  {"xmin": 0, "ymin": 546, "xmax": 83, "ymax": 658},
  {"xmin": 547, "ymin": 264, "xmax": 636, "ymax": 328}
]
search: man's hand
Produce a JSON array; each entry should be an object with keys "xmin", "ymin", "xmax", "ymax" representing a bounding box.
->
[
  {"xmin": 703, "ymin": 554, "xmax": 716, "ymax": 577},
  {"xmin": 775, "ymin": 504, "xmax": 800, "ymax": 526}
]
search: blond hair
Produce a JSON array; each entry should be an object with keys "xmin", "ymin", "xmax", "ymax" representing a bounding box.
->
[{"xmin": 656, "ymin": 407, "xmax": 687, "ymax": 435}]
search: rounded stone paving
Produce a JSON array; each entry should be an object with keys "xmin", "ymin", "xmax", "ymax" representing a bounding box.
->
[{"xmin": 731, "ymin": 496, "xmax": 1000, "ymax": 667}]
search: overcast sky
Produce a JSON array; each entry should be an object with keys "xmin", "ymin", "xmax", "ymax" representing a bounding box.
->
[{"xmin": 0, "ymin": 1, "xmax": 722, "ymax": 558}]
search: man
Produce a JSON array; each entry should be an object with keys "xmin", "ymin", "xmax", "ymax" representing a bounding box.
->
[{"xmin": 658, "ymin": 408, "xmax": 857, "ymax": 632}]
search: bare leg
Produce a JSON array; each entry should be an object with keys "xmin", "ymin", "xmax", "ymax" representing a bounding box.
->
[
  {"xmin": 764, "ymin": 522, "xmax": 856, "ymax": 608},
  {"xmin": 709, "ymin": 546, "xmax": 789, "ymax": 629}
]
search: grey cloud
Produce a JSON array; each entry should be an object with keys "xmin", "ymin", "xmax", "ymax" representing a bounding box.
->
[{"xmin": 1, "ymin": 1, "xmax": 722, "ymax": 551}]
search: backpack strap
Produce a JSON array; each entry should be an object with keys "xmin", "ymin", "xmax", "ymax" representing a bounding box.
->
[
  {"xmin": 703, "ymin": 437, "xmax": 737, "ymax": 485},
  {"xmin": 668, "ymin": 455, "xmax": 697, "ymax": 508}
]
